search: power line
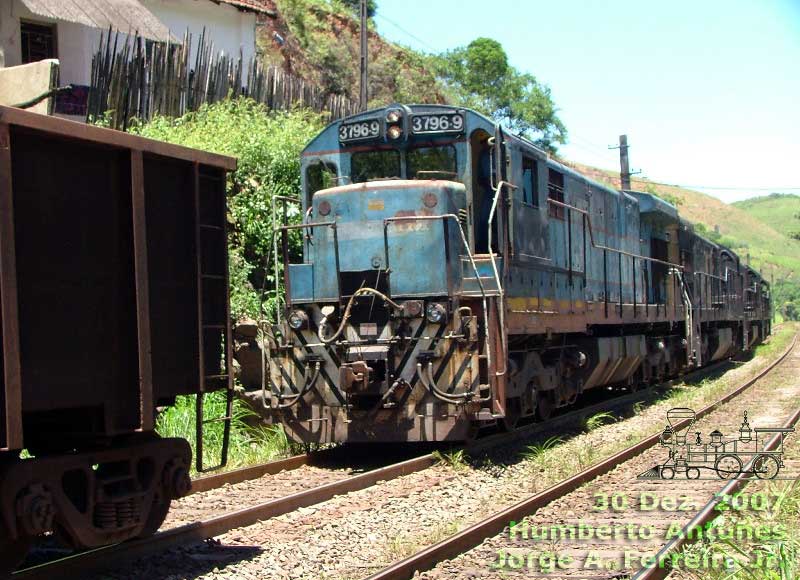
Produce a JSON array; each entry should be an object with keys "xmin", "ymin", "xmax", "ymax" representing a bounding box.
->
[
  {"xmin": 373, "ymin": 13, "xmax": 440, "ymax": 53},
  {"xmin": 630, "ymin": 179, "xmax": 800, "ymax": 191}
]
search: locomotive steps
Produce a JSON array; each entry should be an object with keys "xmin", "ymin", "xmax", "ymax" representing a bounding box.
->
[{"xmin": 12, "ymin": 329, "xmax": 795, "ymax": 579}]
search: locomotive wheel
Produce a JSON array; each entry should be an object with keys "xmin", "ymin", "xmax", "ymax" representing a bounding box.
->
[
  {"xmin": 660, "ymin": 466, "xmax": 675, "ymax": 479},
  {"xmin": 715, "ymin": 454, "xmax": 743, "ymax": 479},
  {"xmin": 686, "ymin": 467, "xmax": 701, "ymax": 479},
  {"xmin": 536, "ymin": 392, "xmax": 554, "ymax": 421},
  {"xmin": 501, "ymin": 398, "xmax": 522, "ymax": 431},
  {"xmin": 753, "ymin": 455, "xmax": 780, "ymax": 480},
  {"xmin": 0, "ymin": 535, "xmax": 31, "ymax": 575}
]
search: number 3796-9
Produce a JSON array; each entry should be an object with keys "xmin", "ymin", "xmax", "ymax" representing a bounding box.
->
[{"xmin": 411, "ymin": 114, "xmax": 463, "ymax": 133}]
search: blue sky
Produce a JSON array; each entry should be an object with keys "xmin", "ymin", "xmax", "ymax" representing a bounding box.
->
[{"xmin": 375, "ymin": 0, "xmax": 800, "ymax": 203}]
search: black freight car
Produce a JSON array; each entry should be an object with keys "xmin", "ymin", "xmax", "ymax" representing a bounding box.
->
[{"xmin": 0, "ymin": 105, "xmax": 235, "ymax": 571}]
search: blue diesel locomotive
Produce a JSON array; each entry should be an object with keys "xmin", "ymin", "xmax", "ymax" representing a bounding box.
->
[{"xmin": 262, "ymin": 104, "xmax": 771, "ymax": 444}]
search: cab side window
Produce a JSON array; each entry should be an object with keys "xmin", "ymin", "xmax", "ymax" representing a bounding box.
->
[
  {"xmin": 306, "ymin": 161, "xmax": 338, "ymax": 204},
  {"xmin": 548, "ymin": 169, "xmax": 565, "ymax": 219},
  {"xmin": 522, "ymin": 157, "xmax": 539, "ymax": 207}
]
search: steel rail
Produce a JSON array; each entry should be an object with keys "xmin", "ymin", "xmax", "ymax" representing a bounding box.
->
[
  {"xmin": 364, "ymin": 334, "xmax": 797, "ymax": 580},
  {"xmin": 188, "ymin": 452, "xmax": 311, "ymax": 495},
  {"xmin": 11, "ymin": 350, "xmax": 769, "ymax": 580}
]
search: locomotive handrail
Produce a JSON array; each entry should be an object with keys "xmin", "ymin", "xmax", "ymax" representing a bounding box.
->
[
  {"xmin": 383, "ymin": 213, "xmax": 496, "ymax": 397},
  {"xmin": 277, "ymin": 220, "xmax": 337, "ymax": 231},
  {"xmin": 487, "ymin": 180, "xmax": 517, "ymax": 377},
  {"xmin": 271, "ymin": 195, "xmax": 303, "ymax": 327},
  {"xmin": 546, "ymin": 198, "xmax": 684, "ymax": 270}
]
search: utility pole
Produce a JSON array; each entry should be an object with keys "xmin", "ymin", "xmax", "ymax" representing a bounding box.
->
[
  {"xmin": 609, "ymin": 134, "xmax": 638, "ymax": 191},
  {"xmin": 359, "ymin": 0, "xmax": 368, "ymax": 111},
  {"xmin": 618, "ymin": 134, "xmax": 631, "ymax": 190}
]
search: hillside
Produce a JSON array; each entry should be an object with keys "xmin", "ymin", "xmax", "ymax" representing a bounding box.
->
[
  {"xmin": 255, "ymin": 0, "xmax": 446, "ymax": 107},
  {"xmin": 733, "ymin": 193, "xmax": 800, "ymax": 241}
]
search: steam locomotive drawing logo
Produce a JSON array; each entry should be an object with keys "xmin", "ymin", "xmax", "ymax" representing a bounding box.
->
[{"xmin": 638, "ymin": 408, "xmax": 795, "ymax": 480}]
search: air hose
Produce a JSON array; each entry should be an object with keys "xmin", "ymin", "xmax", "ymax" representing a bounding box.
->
[{"xmin": 317, "ymin": 287, "xmax": 402, "ymax": 344}]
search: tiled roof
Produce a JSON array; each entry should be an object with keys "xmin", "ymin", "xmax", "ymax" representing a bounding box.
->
[{"xmin": 213, "ymin": 0, "xmax": 276, "ymax": 15}]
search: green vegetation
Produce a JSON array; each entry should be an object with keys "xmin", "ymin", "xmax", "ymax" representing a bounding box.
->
[
  {"xmin": 269, "ymin": 0, "xmax": 445, "ymax": 105},
  {"xmin": 156, "ymin": 391, "xmax": 293, "ymax": 475},
  {"xmin": 733, "ymin": 194, "xmax": 800, "ymax": 321},
  {"xmin": 434, "ymin": 37, "xmax": 566, "ymax": 152},
  {"xmin": 130, "ymin": 98, "xmax": 324, "ymax": 321},
  {"xmin": 583, "ymin": 411, "xmax": 618, "ymax": 432},
  {"xmin": 433, "ymin": 448, "xmax": 470, "ymax": 472},
  {"xmin": 522, "ymin": 435, "xmax": 563, "ymax": 462},
  {"xmin": 734, "ymin": 193, "xmax": 800, "ymax": 241}
]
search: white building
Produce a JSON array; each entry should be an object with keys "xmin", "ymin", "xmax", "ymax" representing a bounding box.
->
[{"xmin": 0, "ymin": 0, "xmax": 271, "ymax": 115}]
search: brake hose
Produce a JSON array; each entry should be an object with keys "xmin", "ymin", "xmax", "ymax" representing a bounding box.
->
[{"xmin": 317, "ymin": 287, "xmax": 402, "ymax": 344}]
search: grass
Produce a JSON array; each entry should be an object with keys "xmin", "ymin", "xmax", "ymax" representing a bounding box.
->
[
  {"xmin": 583, "ymin": 410, "xmax": 618, "ymax": 431},
  {"xmin": 522, "ymin": 436, "xmax": 563, "ymax": 462},
  {"xmin": 432, "ymin": 448, "xmax": 470, "ymax": 472},
  {"xmin": 156, "ymin": 390, "xmax": 295, "ymax": 476},
  {"xmin": 385, "ymin": 520, "xmax": 464, "ymax": 562}
]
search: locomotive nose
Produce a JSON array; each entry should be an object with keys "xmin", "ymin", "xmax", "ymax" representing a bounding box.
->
[{"xmin": 291, "ymin": 180, "xmax": 468, "ymax": 303}]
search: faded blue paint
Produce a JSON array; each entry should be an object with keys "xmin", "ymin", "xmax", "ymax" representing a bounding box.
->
[{"xmin": 289, "ymin": 180, "xmax": 468, "ymax": 302}]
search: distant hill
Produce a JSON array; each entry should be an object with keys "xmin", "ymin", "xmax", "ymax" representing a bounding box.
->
[{"xmin": 733, "ymin": 193, "xmax": 800, "ymax": 241}]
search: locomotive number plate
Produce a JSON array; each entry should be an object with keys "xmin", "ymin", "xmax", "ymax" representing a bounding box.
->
[
  {"xmin": 410, "ymin": 112, "xmax": 464, "ymax": 135},
  {"xmin": 339, "ymin": 118, "xmax": 381, "ymax": 143}
]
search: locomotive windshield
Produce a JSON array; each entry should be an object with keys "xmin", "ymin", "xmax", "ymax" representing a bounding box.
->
[
  {"xmin": 351, "ymin": 150, "xmax": 401, "ymax": 183},
  {"xmin": 407, "ymin": 145, "xmax": 457, "ymax": 178},
  {"xmin": 350, "ymin": 144, "xmax": 458, "ymax": 183}
]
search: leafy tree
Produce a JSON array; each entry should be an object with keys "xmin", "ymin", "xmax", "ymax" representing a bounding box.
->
[
  {"xmin": 783, "ymin": 301, "xmax": 799, "ymax": 321},
  {"xmin": 435, "ymin": 37, "xmax": 567, "ymax": 153},
  {"xmin": 340, "ymin": 0, "xmax": 377, "ymax": 18}
]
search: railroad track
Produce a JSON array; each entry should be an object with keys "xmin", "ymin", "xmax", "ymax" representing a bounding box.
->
[
  {"xmin": 11, "ymin": 347, "xmax": 780, "ymax": 579},
  {"xmin": 365, "ymin": 334, "xmax": 798, "ymax": 580}
]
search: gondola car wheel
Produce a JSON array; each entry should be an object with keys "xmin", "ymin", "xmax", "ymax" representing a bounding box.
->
[
  {"xmin": 715, "ymin": 454, "xmax": 743, "ymax": 479},
  {"xmin": 0, "ymin": 535, "xmax": 31, "ymax": 575},
  {"xmin": 137, "ymin": 495, "xmax": 171, "ymax": 538},
  {"xmin": 753, "ymin": 454, "xmax": 780, "ymax": 480}
]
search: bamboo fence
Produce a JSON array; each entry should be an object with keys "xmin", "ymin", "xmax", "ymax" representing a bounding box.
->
[{"xmin": 88, "ymin": 28, "xmax": 358, "ymax": 129}]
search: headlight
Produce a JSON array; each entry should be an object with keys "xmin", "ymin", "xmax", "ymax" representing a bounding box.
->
[
  {"xmin": 425, "ymin": 302, "xmax": 447, "ymax": 324},
  {"xmin": 387, "ymin": 125, "xmax": 403, "ymax": 140},
  {"xmin": 288, "ymin": 309, "xmax": 309, "ymax": 330},
  {"xmin": 386, "ymin": 109, "xmax": 402, "ymax": 123}
]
